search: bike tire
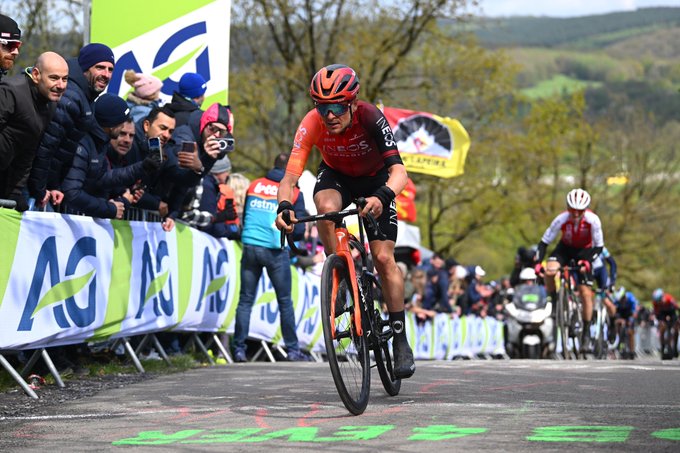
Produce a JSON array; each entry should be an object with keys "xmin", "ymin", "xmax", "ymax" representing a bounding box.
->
[
  {"xmin": 361, "ymin": 275, "xmax": 401, "ymax": 396},
  {"xmin": 320, "ymin": 254, "xmax": 371, "ymax": 415},
  {"xmin": 557, "ymin": 287, "xmax": 570, "ymax": 359},
  {"xmin": 594, "ymin": 308, "xmax": 607, "ymax": 359},
  {"xmin": 570, "ymin": 296, "xmax": 584, "ymax": 359}
]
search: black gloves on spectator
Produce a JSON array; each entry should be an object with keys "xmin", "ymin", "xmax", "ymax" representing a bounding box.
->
[
  {"xmin": 7, "ymin": 193, "xmax": 28, "ymax": 212},
  {"xmin": 213, "ymin": 199, "xmax": 237, "ymax": 223},
  {"xmin": 142, "ymin": 152, "xmax": 162, "ymax": 174},
  {"xmin": 372, "ymin": 185, "xmax": 396, "ymax": 211}
]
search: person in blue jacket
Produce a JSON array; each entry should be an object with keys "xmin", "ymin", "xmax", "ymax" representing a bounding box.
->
[
  {"xmin": 232, "ymin": 153, "xmax": 308, "ymax": 362},
  {"xmin": 62, "ymin": 93, "xmax": 160, "ymax": 218}
]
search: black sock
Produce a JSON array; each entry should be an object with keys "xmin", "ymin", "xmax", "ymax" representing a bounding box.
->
[{"xmin": 389, "ymin": 311, "xmax": 406, "ymax": 337}]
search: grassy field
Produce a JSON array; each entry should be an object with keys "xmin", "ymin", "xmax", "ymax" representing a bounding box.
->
[{"xmin": 520, "ymin": 74, "xmax": 602, "ymax": 99}]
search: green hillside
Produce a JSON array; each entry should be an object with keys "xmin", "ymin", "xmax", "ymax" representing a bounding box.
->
[
  {"xmin": 468, "ymin": 7, "xmax": 680, "ymax": 106},
  {"xmin": 473, "ymin": 7, "xmax": 680, "ymax": 49}
]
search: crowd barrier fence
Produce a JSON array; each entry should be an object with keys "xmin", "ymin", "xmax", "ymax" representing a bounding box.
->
[{"xmin": 0, "ymin": 208, "xmax": 504, "ymax": 397}]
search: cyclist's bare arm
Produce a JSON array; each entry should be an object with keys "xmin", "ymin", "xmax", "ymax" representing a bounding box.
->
[{"xmin": 275, "ymin": 171, "xmax": 301, "ymax": 233}]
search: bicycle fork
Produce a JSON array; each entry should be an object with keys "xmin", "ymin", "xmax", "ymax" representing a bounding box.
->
[{"xmin": 329, "ymin": 226, "xmax": 363, "ymax": 339}]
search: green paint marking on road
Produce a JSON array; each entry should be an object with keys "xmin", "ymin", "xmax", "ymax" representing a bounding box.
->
[
  {"xmin": 182, "ymin": 428, "xmax": 264, "ymax": 444},
  {"xmin": 112, "ymin": 430, "xmax": 204, "ymax": 446},
  {"xmin": 112, "ymin": 425, "xmax": 669, "ymax": 445},
  {"xmin": 651, "ymin": 428, "xmax": 680, "ymax": 441},
  {"xmin": 239, "ymin": 427, "xmax": 318, "ymax": 442},
  {"xmin": 312, "ymin": 426, "xmax": 394, "ymax": 442},
  {"xmin": 409, "ymin": 425, "xmax": 487, "ymax": 441},
  {"xmin": 527, "ymin": 426, "xmax": 634, "ymax": 442}
]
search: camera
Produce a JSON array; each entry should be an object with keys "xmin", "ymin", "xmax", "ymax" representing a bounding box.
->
[
  {"xmin": 148, "ymin": 137, "xmax": 164, "ymax": 162},
  {"xmin": 214, "ymin": 137, "xmax": 235, "ymax": 159}
]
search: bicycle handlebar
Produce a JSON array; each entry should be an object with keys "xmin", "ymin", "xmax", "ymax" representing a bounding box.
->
[{"xmin": 279, "ymin": 197, "xmax": 386, "ymax": 253}]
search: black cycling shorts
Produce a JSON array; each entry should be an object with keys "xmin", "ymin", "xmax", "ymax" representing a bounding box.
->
[
  {"xmin": 313, "ymin": 161, "xmax": 398, "ymax": 242},
  {"xmin": 657, "ymin": 309, "xmax": 678, "ymax": 325},
  {"xmin": 549, "ymin": 242, "xmax": 593, "ymax": 286}
]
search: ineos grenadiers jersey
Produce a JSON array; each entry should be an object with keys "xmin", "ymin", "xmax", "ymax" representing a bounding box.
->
[
  {"xmin": 286, "ymin": 101, "xmax": 403, "ymax": 178},
  {"xmin": 541, "ymin": 210, "xmax": 604, "ymax": 249}
]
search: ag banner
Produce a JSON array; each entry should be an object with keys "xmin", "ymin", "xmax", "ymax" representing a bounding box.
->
[
  {"xmin": 0, "ymin": 211, "xmax": 502, "ymax": 356},
  {"xmin": 90, "ymin": 0, "xmax": 231, "ymax": 105},
  {"xmin": 382, "ymin": 106, "xmax": 470, "ymax": 179}
]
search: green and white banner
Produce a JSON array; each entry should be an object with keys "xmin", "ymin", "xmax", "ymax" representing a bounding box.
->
[
  {"xmin": 90, "ymin": 0, "xmax": 231, "ymax": 106},
  {"xmin": 0, "ymin": 210, "xmax": 503, "ymax": 357}
]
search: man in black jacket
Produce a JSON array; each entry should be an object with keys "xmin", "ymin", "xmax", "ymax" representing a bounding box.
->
[
  {"xmin": 0, "ymin": 14, "xmax": 21, "ymax": 83},
  {"xmin": 28, "ymin": 43, "xmax": 116, "ymax": 208},
  {"xmin": 0, "ymin": 52, "xmax": 68, "ymax": 210},
  {"xmin": 62, "ymin": 93, "xmax": 161, "ymax": 219}
]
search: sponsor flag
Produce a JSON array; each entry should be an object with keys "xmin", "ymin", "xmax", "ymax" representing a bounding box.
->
[
  {"xmin": 90, "ymin": 0, "xmax": 231, "ymax": 106},
  {"xmin": 382, "ymin": 106, "xmax": 470, "ymax": 178},
  {"xmin": 396, "ymin": 177, "xmax": 417, "ymax": 222}
]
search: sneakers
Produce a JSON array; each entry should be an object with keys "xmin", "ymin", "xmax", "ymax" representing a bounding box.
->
[
  {"xmin": 287, "ymin": 349, "xmax": 311, "ymax": 362},
  {"xmin": 233, "ymin": 348, "xmax": 247, "ymax": 363},
  {"xmin": 392, "ymin": 336, "xmax": 415, "ymax": 379}
]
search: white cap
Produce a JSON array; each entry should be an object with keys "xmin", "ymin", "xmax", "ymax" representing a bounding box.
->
[
  {"xmin": 519, "ymin": 267, "xmax": 536, "ymax": 280},
  {"xmin": 455, "ymin": 265, "xmax": 468, "ymax": 279},
  {"xmin": 475, "ymin": 265, "xmax": 486, "ymax": 277}
]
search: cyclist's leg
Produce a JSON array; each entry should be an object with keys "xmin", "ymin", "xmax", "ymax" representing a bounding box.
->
[
  {"xmin": 369, "ymin": 237, "xmax": 414, "ymax": 378},
  {"xmin": 627, "ymin": 317, "xmax": 636, "ymax": 358},
  {"xmin": 312, "ymin": 163, "xmax": 351, "ymax": 255}
]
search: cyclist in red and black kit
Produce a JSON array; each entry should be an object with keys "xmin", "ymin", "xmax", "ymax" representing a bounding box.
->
[
  {"xmin": 535, "ymin": 188, "xmax": 605, "ymax": 352},
  {"xmin": 652, "ymin": 288, "xmax": 679, "ymax": 358},
  {"xmin": 275, "ymin": 64, "xmax": 415, "ymax": 378}
]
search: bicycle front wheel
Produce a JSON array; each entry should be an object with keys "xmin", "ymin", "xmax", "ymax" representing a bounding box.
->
[
  {"xmin": 320, "ymin": 254, "xmax": 370, "ymax": 415},
  {"xmin": 556, "ymin": 287, "xmax": 570, "ymax": 359}
]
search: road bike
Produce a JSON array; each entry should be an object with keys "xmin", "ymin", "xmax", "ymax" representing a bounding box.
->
[
  {"xmin": 659, "ymin": 313, "xmax": 678, "ymax": 360},
  {"xmin": 592, "ymin": 289, "xmax": 612, "ymax": 359},
  {"xmin": 281, "ymin": 198, "xmax": 401, "ymax": 415},
  {"xmin": 554, "ymin": 260, "xmax": 584, "ymax": 359}
]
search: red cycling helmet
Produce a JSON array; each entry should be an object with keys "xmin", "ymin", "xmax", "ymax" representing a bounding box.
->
[{"xmin": 309, "ymin": 64, "xmax": 360, "ymax": 104}]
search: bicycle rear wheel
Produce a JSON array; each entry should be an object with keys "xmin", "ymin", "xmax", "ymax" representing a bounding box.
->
[
  {"xmin": 320, "ymin": 254, "xmax": 370, "ymax": 415},
  {"xmin": 360, "ymin": 275, "xmax": 400, "ymax": 396}
]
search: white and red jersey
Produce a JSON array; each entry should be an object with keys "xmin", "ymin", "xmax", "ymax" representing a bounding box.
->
[{"xmin": 541, "ymin": 210, "xmax": 604, "ymax": 249}]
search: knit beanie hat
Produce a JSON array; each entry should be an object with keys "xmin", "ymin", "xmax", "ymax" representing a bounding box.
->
[
  {"xmin": 178, "ymin": 72, "xmax": 207, "ymax": 98},
  {"xmin": 200, "ymin": 103, "xmax": 234, "ymax": 135},
  {"xmin": 211, "ymin": 155, "xmax": 232, "ymax": 174},
  {"xmin": 94, "ymin": 93, "xmax": 130, "ymax": 127},
  {"xmin": 0, "ymin": 14, "xmax": 21, "ymax": 41},
  {"xmin": 78, "ymin": 43, "xmax": 115, "ymax": 72},
  {"xmin": 124, "ymin": 70, "xmax": 163, "ymax": 99}
]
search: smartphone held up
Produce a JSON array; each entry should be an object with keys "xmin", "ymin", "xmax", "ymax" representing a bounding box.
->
[{"xmin": 148, "ymin": 137, "xmax": 164, "ymax": 163}]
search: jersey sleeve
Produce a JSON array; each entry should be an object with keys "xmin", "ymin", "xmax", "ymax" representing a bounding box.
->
[
  {"xmin": 287, "ymin": 109, "xmax": 323, "ymax": 177},
  {"xmin": 589, "ymin": 212, "xmax": 605, "ymax": 247},
  {"xmin": 541, "ymin": 212, "xmax": 568, "ymax": 245},
  {"xmin": 359, "ymin": 102, "xmax": 403, "ymax": 168}
]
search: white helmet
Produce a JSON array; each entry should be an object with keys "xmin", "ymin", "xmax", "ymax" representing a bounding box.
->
[
  {"xmin": 566, "ymin": 188, "xmax": 591, "ymax": 210},
  {"xmin": 519, "ymin": 267, "xmax": 536, "ymax": 280}
]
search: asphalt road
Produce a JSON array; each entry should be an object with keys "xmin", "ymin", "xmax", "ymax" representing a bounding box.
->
[{"xmin": 1, "ymin": 359, "xmax": 680, "ymax": 452}]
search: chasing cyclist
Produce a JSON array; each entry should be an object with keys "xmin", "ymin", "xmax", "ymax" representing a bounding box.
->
[
  {"xmin": 275, "ymin": 64, "xmax": 415, "ymax": 378},
  {"xmin": 652, "ymin": 288, "xmax": 679, "ymax": 359},
  {"xmin": 611, "ymin": 287, "xmax": 638, "ymax": 359},
  {"xmin": 535, "ymin": 188, "xmax": 604, "ymax": 353}
]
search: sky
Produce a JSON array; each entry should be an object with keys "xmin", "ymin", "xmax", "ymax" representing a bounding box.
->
[{"xmin": 475, "ymin": 0, "xmax": 680, "ymax": 17}]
